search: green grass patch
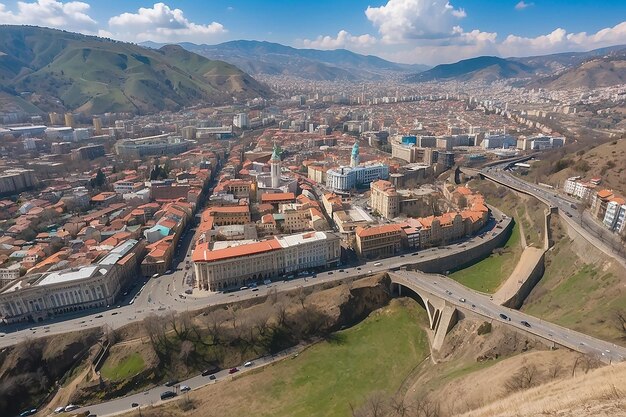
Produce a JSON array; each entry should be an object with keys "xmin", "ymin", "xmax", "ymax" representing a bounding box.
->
[
  {"xmin": 100, "ymin": 352, "xmax": 145, "ymax": 381},
  {"xmin": 205, "ymin": 299, "xmax": 430, "ymax": 417},
  {"xmin": 449, "ymin": 221, "xmax": 522, "ymax": 293}
]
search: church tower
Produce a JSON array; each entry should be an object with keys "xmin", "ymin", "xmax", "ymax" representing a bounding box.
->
[
  {"xmin": 270, "ymin": 143, "xmax": 281, "ymax": 188},
  {"xmin": 350, "ymin": 140, "xmax": 360, "ymax": 168}
]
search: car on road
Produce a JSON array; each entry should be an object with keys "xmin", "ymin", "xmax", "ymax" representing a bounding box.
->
[
  {"xmin": 412, "ymin": 252, "xmax": 419, "ymax": 256},
  {"xmin": 374, "ymin": 262, "xmax": 382, "ymax": 266},
  {"xmin": 239, "ymin": 286, "xmax": 249, "ymax": 291},
  {"xmin": 180, "ymin": 385, "xmax": 191, "ymax": 392},
  {"xmin": 356, "ymin": 267, "xmax": 361, "ymax": 270},
  {"xmin": 160, "ymin": 391, "xmax": 177, "ymax": 400},
  {"xmin": 164, "ymin": 379, "xmax": 179, "ymax": 387},
  {"xmin": 95, "ymin": 314, "xmax": 103, "ymax": 318},
  {"xmin": 459, "ymin": 298, "xmax": 465, "ymax": 303},
  {"xmin": 19, "ymin": 409, "xmax": 37, "ymax": 416},
  {"xmin": 229, "ymin": 367, "xmax": 239, "ymax": 374},
  {"xmin": 54, "ymin": 406, "xmax": 65, "ymax": 413},
  {"xmin": 328, "ymin": 272, "xmax": 333, "ymax": 275},
  {"xmin": 131, "ymin": 403, "xmax": 139, "ymax": 408},
  {"xmin": 499, "ymin": 313, "xmax": 510, "ymax": 321},
  {"xmin": 111, "ymin": 312, "xmax": 118, "ymax": 315},
  {"xmin": 244, "ymin": 361, "xmax": 254, "ymax": 367},
  {"xmin": 367, "ymin": 270, "xmax": 373, "ymax": 274},
  {"xmin": 339, "ymin": 269, "xmax": 344, "ymax": 272},
  {"xmin": 201, "ymin": 369, "xmax": 216, "ymax": 376},
  {"xmin": 64, "ymin": 404, "xmax": 80, "ymax": 412},
  {"xmin": 521, "ymin": 320, "xmax": 531, "ymax": 328}
]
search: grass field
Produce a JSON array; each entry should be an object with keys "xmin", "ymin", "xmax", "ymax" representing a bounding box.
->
[
  {"xmin": 449, "ymin": 222, "xmax": 522, "ymax": 293},
  {"xmin": 143, "ymin": 299, "xmax": 430, "ymax": 417},
  {"xmin": 100, "ymin": 352, "xmax": 145, "ymax": 381}
]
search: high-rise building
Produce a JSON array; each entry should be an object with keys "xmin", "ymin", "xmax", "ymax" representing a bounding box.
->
[{"xmin": 233, "ymin": 113, "xmax": 249, "ymax": 129}]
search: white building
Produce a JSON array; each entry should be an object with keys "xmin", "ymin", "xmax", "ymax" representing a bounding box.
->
[
  {"xmin": 0, "ymin": 240, "xmax": 142, "ymax": 323},
  {"xmin": 603, "ymin": 200, "xmax": 626, "ymax": 233},
  {"xmin": 233, "ymin": 113, "xmax": 249, "ymax": 129},
  {"xmin": 326, "ymin": 164, "xmax": 389, "ymax": 192}
]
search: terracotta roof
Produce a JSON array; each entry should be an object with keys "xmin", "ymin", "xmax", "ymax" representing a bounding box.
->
[
  {"xmin": 261, "ymin": 193, "xmax": 296, "ymax": 203},
  {"xmin": 193, "ymin": 239, "xmax": 282, "ymax": 262},
  {"xmin": 356, "ymin": 224, "xmax": 402, "ymax": 238},
  {"xmin": 597, "ymin": 189, "xmax": 614, "ymax": 199}
]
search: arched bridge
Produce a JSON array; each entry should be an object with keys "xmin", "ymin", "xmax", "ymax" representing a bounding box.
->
[{"xmin": 387, "ymin": 270, "xmax": 626, "ymax": 364}]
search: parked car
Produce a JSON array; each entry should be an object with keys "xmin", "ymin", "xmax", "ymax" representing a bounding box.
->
[
  {"xmin": 64, "ymin": 404, "xmax": 80, "ymax": 412},
  {"xmin": 131, "ymin": 403, "xmax": 139, "ymax": 408},
  {"xmin": 229, "ymin": 367, "xmax": 239, "ymax": 374},
  {"xmin": 244, "ymin": 361, "xmax": 254, "ymax": 367},
  {"xmin": 164, "ymin": 379, "xmax": 179, "ymax": 387},
  {"xmin": 374, "ymin": 262, "xmax": 382, "ymax": 266},
  {"xmin": 499, "ymin": 313, "xmax": 510, "ymax": 321},
  {"xmin": 521, "ymin": 320, "xmax": 531, "ymax": 328},
  {"xmin": 19, "ymin": 409, "xmax": 37, "ymax": 416},
  {"xmin": 201, "ymin": 369, "xmax": 216, "ymax": 377},
  {"xmin": 180, "ymin": 385, "xmax": 190, "ymax": 392},
  {"xmin": 160, "ymin": 391, "xmax": 177, "ymax": 400}
]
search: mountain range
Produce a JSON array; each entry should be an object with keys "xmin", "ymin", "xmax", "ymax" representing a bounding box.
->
[
  {"xmin": 406, "ymin": 45, "xmax": 626, "ymax": 86},
  {"xmin": 0, "ymin": 26, "xmax": 271, "ymax": 115},
  {"xmin": 141, "ymin": 40, "xmax": 429, "ymax": 81}
]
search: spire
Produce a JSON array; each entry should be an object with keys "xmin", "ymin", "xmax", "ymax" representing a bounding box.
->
[
  {"xmin": 271, "ymin": 142, "xmax": 280, "ymax": 161},
  {"xmin": 350, "ymin": 140, "xmax": 360, "ymax": 168}
]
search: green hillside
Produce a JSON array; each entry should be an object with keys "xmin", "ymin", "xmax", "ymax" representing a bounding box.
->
[{"xmin": 0, "ymin": 25, "xmax": 271, "ymax": 114}]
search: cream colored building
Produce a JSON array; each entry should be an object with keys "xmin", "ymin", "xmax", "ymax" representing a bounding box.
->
[
  {"xmin": 355, "ymin": 224, "xmax": 403, "ymax": 259},
  {"xmin": 370, "ymin": 180, "xmax": 400, "ymax": 219},
  {"xmin": 193, "ymin": 231, "xmax": 340, "ymax": 291}
]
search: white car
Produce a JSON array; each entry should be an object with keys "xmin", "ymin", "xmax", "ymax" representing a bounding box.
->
[
  {"xmin": 244, "ymin": 361, "xmax": 254, "ymax": 367},
  {"xmin": 64, "ymin": 404, "xmax": 80, "ymax": 412},
  {"xmin": 54, "ymin": 407, "xmax": 65, "ymax": 413},
  {"xmin": 180, "ymin": 385, "xmax": 191, "ymax": 392}
]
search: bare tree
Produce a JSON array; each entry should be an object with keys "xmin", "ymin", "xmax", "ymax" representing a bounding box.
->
[
  {"xmin": 352, "ymin": 391, "xmax": 388, "ymax": 417},
  {"xmin": 203, "ymin": 309, "xmax": 227, "ymax": 345},
  {"xmin": 389, "ymin": 396, "xmax": 411, "ymax": 417},
  {"xmin": 179, "ymin": 340, "xmax": 195, "ymax": 366},
  {"xmin": 612, "ymin": 309, "xmax": 626, "ymax": 339},
  {"xmin": 296, "ymin": 286, "xmax": 307, "ymax": 309},
  {"xmin": 274, "ymin": 302, "xmax": 288, "ymax": 327},
  {"xmin": 267, "ymin": 287, "xmax": 279, "ymax": 304},
  {"xmin": 504, "ymin": 365, "xmax": 539, "ymax": 392},
  {"xmin": 143, "ymin": 314, "xmax": 168, "ymax": 353},
  {"xmin": 547, "ymin": 358, "xmax": 563, "ymax": 379}
]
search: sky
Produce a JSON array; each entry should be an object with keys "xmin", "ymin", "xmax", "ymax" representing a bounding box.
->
[{"xmin": 0, "ymin": 0, "xmax": 625, "ymax": 65}]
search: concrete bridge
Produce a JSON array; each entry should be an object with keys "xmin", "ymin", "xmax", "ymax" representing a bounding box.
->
[{"xmin": 387, "ymin": 270, "xmax": 626, "ymax": 364}]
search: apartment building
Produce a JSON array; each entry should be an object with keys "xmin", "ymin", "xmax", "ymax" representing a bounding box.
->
[
  {"xmin": 193, "ymin": 231, "xmax": 340, "ymax": 291},
  {"xmin": 355, "ymin": 224, "xmax": 403, "ymax": 259}
]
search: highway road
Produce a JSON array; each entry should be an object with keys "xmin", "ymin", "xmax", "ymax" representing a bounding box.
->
[
  {"xmin": 0, "ymin": 209, "xmax": 509, "ymax": 349},
  {"xmin": 67, "ymin": 345, "xmax": 302, "ymax": 417},
  {"xmin": 391, "ymin": 270, "xmax": 626, "ymax": 365},
  {"xmin": 481, "ymin": 165, "xmax": 626, "ymax": 268}
]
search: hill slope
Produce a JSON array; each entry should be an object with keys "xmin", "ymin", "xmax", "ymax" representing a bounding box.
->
[
  {"xmin": 0, "ymin": 26, "xmax": 271, "ymax": 114},
  {"xmin": 532, "ymin": 51, "xmax": 626, "ymax": 90},
  {"xmin": 143, "ymin": 40, "xmax": 429, "ymax": 81},
  {"xmin": 407, "ymin": 56, "xmax": 533, "ymax": 83}
]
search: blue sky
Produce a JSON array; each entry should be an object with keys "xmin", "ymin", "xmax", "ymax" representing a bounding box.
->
[{"xmin": 0, "ymin": 0, "xmax": 625, "ymax": 64}]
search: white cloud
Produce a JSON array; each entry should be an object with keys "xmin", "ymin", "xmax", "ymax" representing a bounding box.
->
[
  {"xmin": 365, "ymin": 0, "xmax": 466, "ymax": 43},
  {"xmin": 500, "ymin": 21, "xmax": 626, "ymax": 56},
  {"xmin": 0, "ymin": 0, "xmax": 98, "ymax": 33},
  {"xmin": 515, "ymin": 1, "xmax": 534, "ymax": 10},
  {"xmin": 302, "ymin": 30, "xmax": 377, "ymax": 50},
  {"xmin": 108, "ymin": 2, "xmax": 226, "ymax": 43}
]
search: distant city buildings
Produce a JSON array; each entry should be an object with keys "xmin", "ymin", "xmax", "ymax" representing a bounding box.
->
[{"xmin": 115, "ymin": 134, "xmax": 193, "ymax": 158}]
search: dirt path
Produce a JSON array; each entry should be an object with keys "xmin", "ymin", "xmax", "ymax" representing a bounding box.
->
[
  {"xmin": 41, "ymin": 364, "xmax": 93, "ymax": 415},
  {"xmin": 492, "ymin": 247, "xmax": 545, "ymax": 306}
]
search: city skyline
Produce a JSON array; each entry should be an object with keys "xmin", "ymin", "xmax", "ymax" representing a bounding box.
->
[{"xmin": 0, "ymin": 0, "xmax": 623, "ymax": 65}]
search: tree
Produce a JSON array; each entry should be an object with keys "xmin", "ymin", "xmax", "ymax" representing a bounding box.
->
[
  {"xmin": 504, "ymin": 364, "xmax": 539, "ymax": 392},
  {"xmin": 179, "ymin": 340, "xmax": 195, "ymax": 366},
  {"xmin": 91, "ymin": 169, "xmax": 106, "ymax": 188}
]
